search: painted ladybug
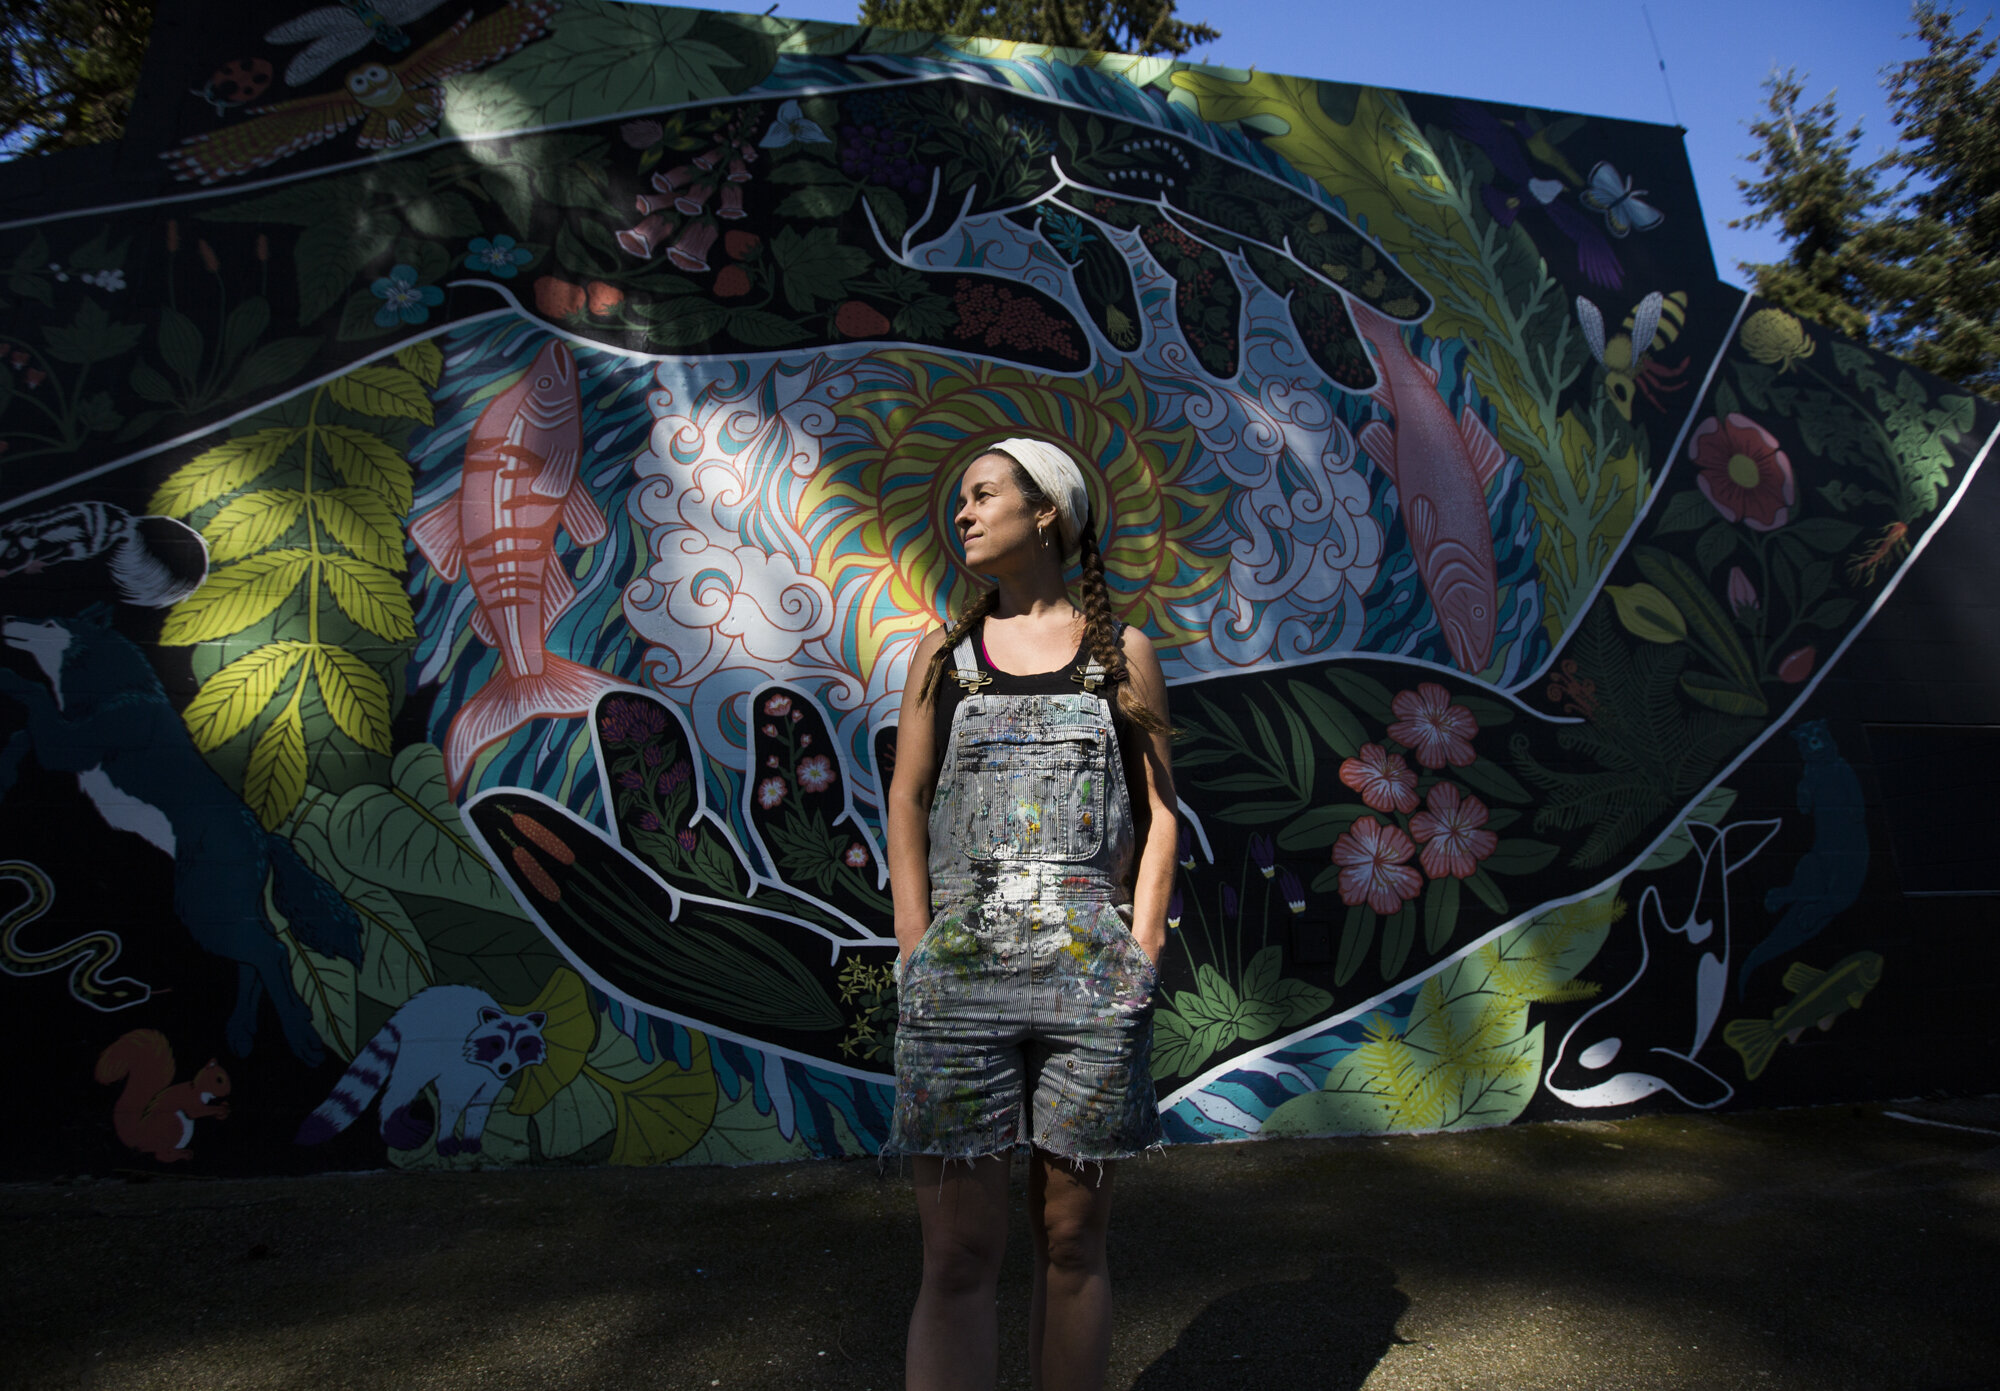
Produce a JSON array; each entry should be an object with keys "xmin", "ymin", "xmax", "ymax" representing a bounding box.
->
[{"xmin": 193, "ymin": 57, "xmax": 273, "ymax": 114}]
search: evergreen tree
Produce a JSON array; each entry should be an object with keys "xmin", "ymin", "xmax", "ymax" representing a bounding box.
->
[
  {"xmin": 1, "ymin": 0, "xmax": 156, "ymax": 156},
  {"xmin": 855, "ymin": 0, "xmax": 1218, "ymax": 57},
  {"xmin": 1735, "ymin": 3, "xmax": 1999, "ymax": 399}
]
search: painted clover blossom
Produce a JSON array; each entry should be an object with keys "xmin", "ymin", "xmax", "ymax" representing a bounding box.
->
[
  {"xmin": 797, "ymin": 755, "xmax": 835, "ymax": 793},
  {"xmin": 1387, "ymin": 683, "xmax": 1479, "ymax": 769},
  {"xmin": 1332, "ymin": 817, "xmax": 1423, "ymax": 915},
  {"xmin": 1408, "ymin": 783, "xmax": 1498, "ymax": 880},
  {"xmin": 756, "ymin": 776, "xmax": 788, "ymax": 809}
]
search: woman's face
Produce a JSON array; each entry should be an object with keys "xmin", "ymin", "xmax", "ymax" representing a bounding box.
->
[{"xmin": 954, "ymin": 453, "xmax": 1054, "ymax": 573}]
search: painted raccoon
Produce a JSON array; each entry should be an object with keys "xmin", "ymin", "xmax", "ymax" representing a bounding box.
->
[{"xmin": 295, "ymin": 985, "xmax": 548, "ymax": 1156}]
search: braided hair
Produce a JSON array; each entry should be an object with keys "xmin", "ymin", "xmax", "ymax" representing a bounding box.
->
[{"xmin": 918, "ymin": 454, "xmax": 1168, "ymax": 735}]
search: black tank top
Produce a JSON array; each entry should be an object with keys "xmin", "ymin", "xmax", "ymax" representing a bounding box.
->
[{"xmin": 929, "ymin": 622, "xmax": 1128, "ymax": 756}]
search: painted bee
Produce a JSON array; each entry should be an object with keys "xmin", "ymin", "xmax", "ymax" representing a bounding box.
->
[{"xmin": 1576, "ymin": 289, "xmax": 1689, "ymax": 420}]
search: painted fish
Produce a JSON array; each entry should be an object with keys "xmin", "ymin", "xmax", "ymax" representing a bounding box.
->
[
  {"xmin": 1350, "ymin": 299, "xmax": 1505, "ymax": 674},
  {"xmin": 409, "ymin": 340, "xmax": 633, "ymax": 790},
  {"xmin": 1723, "ymin": 951, "xmax": 1884, "ymax": 1081}
]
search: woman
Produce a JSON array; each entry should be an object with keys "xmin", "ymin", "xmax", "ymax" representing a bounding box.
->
[{"xmin": 885, "ymin": 436, "xmax": 1178, "ymax": 1391}]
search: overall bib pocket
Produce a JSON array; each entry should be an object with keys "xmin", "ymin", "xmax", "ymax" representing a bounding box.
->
[{"xmin": 931, "ymin": 723, "xmax": 1107, "ymax": 863}]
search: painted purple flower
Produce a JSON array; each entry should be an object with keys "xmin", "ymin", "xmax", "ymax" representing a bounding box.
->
[
  {"xmin": 756, "ymin": 776, "xmax": 787, "ymax": 809},
  {"xmin": 1177, "ymin": 822, "xmax": 1195, "ymax": 871},
  {"xmin": 599, "ymin": 699, "xmax": 667, "ymax": 745},
  {"xmin": 616, "ymin": 769, "xmax": 646, "ymax": 790},
  {"xmin": 1220, "ymin": 884, "xmax": 1239, "ymax": 919},
  {"xmin": 657, "ymin": 761, "xmax": 691, "ymax": 795},
  {"xmin": 678, "ymin": 828, "xmax": 699, "ymax": 853},
  {"xmin": 1278, "ymin": 867, "xmax": 1305, "ymax": 915},
  {"xmin": 1249, "ymin": 833, "xmax": 1276, "ymax": 879},
  {"xmin": 797, "ymin": 755, "xmax": 835, "ymax": 793},
  {"xmin": 636, "ymin": 811, "xmax": 662, "ymax": 832},
  {"xmin": 1727, "ymin": 566, "xmax": 1758, "ymax": 614},
  {"xmin": 1166, "ymin": 888, "xmax": 1183, "ymax": 929}
]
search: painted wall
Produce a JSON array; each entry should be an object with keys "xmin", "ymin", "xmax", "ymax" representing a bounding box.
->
[{"xmin": 1, "ymin": 0, "xmax": 1994, "ymax": 1177}]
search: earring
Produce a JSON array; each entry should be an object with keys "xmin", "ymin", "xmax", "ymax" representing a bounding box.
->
[{"xmin": 1040, "ymin": 526, "xmax": 1051, "ymax": 550}]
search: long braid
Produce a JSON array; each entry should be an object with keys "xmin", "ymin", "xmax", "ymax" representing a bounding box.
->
[
  {"xmin": 917, "ymin": 587, "xmax": 999, "ymax": 706},
  {"xmin": 1076, "ymin": 524, "xmax": 1169, "ymax": 734}
]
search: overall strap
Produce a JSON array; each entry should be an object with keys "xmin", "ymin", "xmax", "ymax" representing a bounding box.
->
[
  {"xmin": 950, "ymin": 634, "xmax": 991, "ymax": 692},
  {"xmin": 1071, "ymin": 622, "xmax": 1124, "ymax": 694}
]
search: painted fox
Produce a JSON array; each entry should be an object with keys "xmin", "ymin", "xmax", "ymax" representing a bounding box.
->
[
  {"xmin": 0, "ymin": 611, "xmax": 362, "ymax": 1064},
  {"xmin": 295, "ymin": 985, "xmax": 548, "ymax": 1156}
]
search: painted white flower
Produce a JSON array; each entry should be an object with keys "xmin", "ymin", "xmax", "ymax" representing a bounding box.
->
[{"xmin": 759, "ymin": 99, "xmax": 827, "ymax": 149}]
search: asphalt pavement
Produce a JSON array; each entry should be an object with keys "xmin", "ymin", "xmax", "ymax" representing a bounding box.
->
[{"xmin": 6, "ymin": 1098, "xmax": 1999, "ymax": 1390}]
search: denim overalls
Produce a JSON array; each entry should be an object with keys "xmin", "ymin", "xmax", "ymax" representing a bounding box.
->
[{"xmin": 889, "ymin": 632, "xmax": 1162, "ymax": 1162}]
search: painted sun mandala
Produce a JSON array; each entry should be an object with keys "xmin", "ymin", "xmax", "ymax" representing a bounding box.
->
[{"xmin": 799, "ymin": 352, "xmax": 1231, "ymax": 680}]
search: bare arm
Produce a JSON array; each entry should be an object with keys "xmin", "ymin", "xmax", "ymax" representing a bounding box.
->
[
  {"xmin": 887, "ymin": 628, "xmax": 949, "ymax": 963},
  {"xmin": 1120, "ymin": 628, "xmax": 1177, "ymax": 966}
]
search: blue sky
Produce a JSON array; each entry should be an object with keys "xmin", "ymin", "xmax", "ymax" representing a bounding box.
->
[{"xmin": 664, "ymin": 0, "xmax": 1941, "ymax": 289}]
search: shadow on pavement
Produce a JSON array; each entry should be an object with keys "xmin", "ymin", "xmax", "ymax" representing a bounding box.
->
[{"xmin": 1128, "ymin": 1254, "xmax": 1407, "ymax": 1389}]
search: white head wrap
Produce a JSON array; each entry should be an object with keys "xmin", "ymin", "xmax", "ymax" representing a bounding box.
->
[{"xmin": 989, "ymin": 436, "xmax": 1090, "ymax": 562}]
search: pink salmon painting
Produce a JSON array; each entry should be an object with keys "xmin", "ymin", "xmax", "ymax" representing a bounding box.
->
[
  {"xmin": 1350, "ymin": 300, "xmax": 1506, "ymax": 674},
  {"xmin": 409, "ymin": 340, "xmax": 635, "ymax": 790}
]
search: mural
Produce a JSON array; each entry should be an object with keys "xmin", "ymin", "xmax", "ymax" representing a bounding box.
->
[{"xmin": 1, "ymin": 0, "xmax": 1995, "ymax": 1177}]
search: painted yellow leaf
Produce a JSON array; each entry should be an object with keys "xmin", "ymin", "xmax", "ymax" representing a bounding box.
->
[
  {"xmin": 320, "ymin": 425, "xmax": 415, "ymax": 512},
  {"xmin": 507, "ymin": 968, "xmax": 598, "ymax": 1117},
  {"xmin": 322, "ymin": 553, "xmax": 416, "ymax": 641},
  {"xmin": 1607, "ymin": 582, "xmax": 1688, "ymax": 644},
  {"xmin": 147, "ymin": 427, "xmax": 299, "ymax": 517},
  {"xmin": 246, "ymin": 700, "xmax": 309, "ymax": 830},
  {"xmin": 311, "ymin": 645, "xmax": 393, "ymax": 753},
  {"xmin": 158, "ymin": 549, "xmax": 313, "ymax": 647},
  {"xmin": 329, "ymin": 364, "xmax": 433, "ymax": 425},
  {"xmin": 203, "ymin": 489, "xmax": 306, "ymax": 563},
  {"xmin": 394, "ymin": 338, "xmax": 444, "ymax": 388},
  {"xmin": 314, "ymin": 487, "xmax": 405, "ymax": 570},
  {"xmin": 181, "ymin": 640, "xmax": 310, "ymax": 751},
  {"xmin": 598, "ymin": 1032, "xmax": 718, "ymax": 1166}
]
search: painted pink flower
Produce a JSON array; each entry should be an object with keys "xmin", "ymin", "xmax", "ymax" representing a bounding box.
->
[
  {"xmin": 1727, "ymin": 565, "xmax": 1758, "ymax": 614},
  {"xmin": 667, "ymin": 220, "xmax": 719, "ymax": 272},
  {"xmin": 1338, "ymin": 743, "xmax": 1419, "ymax": 814},
  {"xmin": 615, "ymin": 213, "xmax": 673, "ymax": 259},
  {"xmin": 1689, "ymin": 413, "xmax": 1795, "ymax": 531},
  {"xmin": 1332, "ymin": 817, "xmax": 1423, "ymax": 915},
  {"xmin": 1387, "ymin": 683, "xmax": 1479, "ymax": 769},
  {"xmin": 843, "ymin": 843, "xmax": 870, "ymax": 868},
  {"xmin": 756, "ymin": 776, "xmax": 787, "ymax": 809},
  {"xmin": 761, "ymin": 723, "xmax": 778, "ymax": 737},
  {"xmin": 762, "ymin": 694, "xmax": 792, "ymax": 716},
  {"xmin": 1408, "ymin": 783, "xmax": 1499, "ymax": 880},
  {"xmin": 797, "ymin": 755, "xmax": 835, "ymax": 793}
]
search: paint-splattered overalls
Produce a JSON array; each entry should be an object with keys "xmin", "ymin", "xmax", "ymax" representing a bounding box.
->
[{"xmin": 889, "ymin": 631, "xmax": 1162, "ymax": 1162}]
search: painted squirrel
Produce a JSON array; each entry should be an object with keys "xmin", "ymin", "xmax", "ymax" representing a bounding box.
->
[{"xmin": 94, "ymin": 1029, "xmax": 231, "ymax": 1163}]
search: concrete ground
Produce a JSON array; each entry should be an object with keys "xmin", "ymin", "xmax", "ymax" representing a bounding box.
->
[{"xmin": 5, "ymin": 1099, "xmax": 1999, "ymax": 1391}]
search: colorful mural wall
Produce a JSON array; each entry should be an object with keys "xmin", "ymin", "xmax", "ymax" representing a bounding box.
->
[{"xmin": 2, "ymin": 0, "xmax": 1995, "ymax": 1177}]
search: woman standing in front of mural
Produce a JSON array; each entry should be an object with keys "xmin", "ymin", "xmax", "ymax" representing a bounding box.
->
[{"xmin": 886, "ymin": 437, "xmax": 1177, "ymax": 1390}]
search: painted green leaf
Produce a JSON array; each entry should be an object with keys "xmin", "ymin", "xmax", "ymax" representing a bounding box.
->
[
  {"xmin": 246, "ymin": 700, "xmax": 309, "ymax": 830},
  {"xmin": 1335, "ymin": 903, "xmax": 1374, "ymax": 986},
  {"xmin": 157, "ymin": 305, "xmax": 204, "ymax": 381},
  {"xmin": 1651, "ymin": 489, "xmax": 1717, "ymax": 535},
  {"xmin": 1378, "ymin": 902, "xmax": 1415, "ymax": 978},
  {"xmin": 1422, "ymin": 873, "xmax": 1460, "ymax": 954},
  {"xmin": 269, "ymin": 876, "xmax": 358, "ymax": 1060},
  {"xmin": 227, "ymin": 336, "xmax": 323, "ymax": 399},
  {"xmin": 596, "ymin": 1031, "xmax": 718, "ymax": 1166},
  {"xmin": 315, "ymin": 487, "xmax": 406, "ymax": 570},
  {"xmin": 1277, "ymin": 803, "xmax": 1365, "ymax": 852},
  {"xmin": 771, "ymin": 226, "xmax": 872, "ymax": 311},
  {"xmin": 1679, "ymin": 672, "xmax": 1768, "ymax": 718},
  {"xmin": 181, "ymin": 639, "xmax": 310, "ymax": 752},
  {"xmin": 221, "ymin": 296, "xmax": 271, "ymax": 363},
  {"xmin": 776, "ymin": 184, "xmax": 857, "ymax": 220},
  {"xmin": 277, "ymin": 816, "xmax": 438, "ymax": 1013},
  {"xmin": 1452, "ymin": 756, "xmax": 1532, "ymax": 806},
  {"xmin": 1606, "ymin": 582, "xmax": 1686, "ymax": 644},
  {"xmin": 294, "ymin": 220, "xmax": 366, "ymax": 323},
  {"xmin": 311, "ymin": 645, "xmax": 394, "ymax": 753},
  {"xmin": 148, "ymin": 427, "xmax": 299, "ymax": 516},
  {"xmin": 323, "ymin": 553, "xmax": 417, "ymax": 641},
  {"xmin": 289, "ymin": 743, "xmax": 527, "ymax": 918},
  {"xmin": 159, "ymin": 549, "xmax": 313, "ymax": 646},
  {"xmin": 1482, "ymin": 838, "xmax": 1559, "ymax": 876},
  {"xmin": 528, "ymin": 1069, "xmax": 618, "ymax": 1159},
  {"xmin": 320, "ymin": 425, "xmax": 415, "ymax": 512},
  {"xmin": 395, "ymin": 339, "xmax": 443, "ymax": 387},
  {"xmin": 203, "ymin": 489, "xmax": 306, "ymax": 563},
  {"xmin": 45, "ymin": 296, "xmax": 144, "ymax": 364},
  {"xmin": 507, "ymin": 968, "xmax": 597, "ymax": 1117},
  {"xmin": 1638, "ymin": 785, "xmax": 1739, "ymax": 871},
  {"xmin": 330, "ymin": 364, "xmax": 434, "ymax": 424}
]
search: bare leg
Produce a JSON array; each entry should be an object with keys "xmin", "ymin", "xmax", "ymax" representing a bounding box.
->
[
  {"xmin": 908, "ymin": 1153, "xmax": 1012, "ymax": 1391},
  {"xmin": 1027, "ymin": 1149, "xmax": 1116, "ymax": 1391}
]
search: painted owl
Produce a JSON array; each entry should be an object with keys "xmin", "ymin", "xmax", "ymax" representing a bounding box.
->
[{"xmin": 164, "ymin": 0, "xmax": 558, "ymax": 185}]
